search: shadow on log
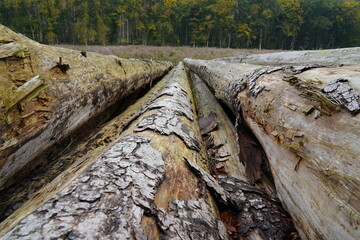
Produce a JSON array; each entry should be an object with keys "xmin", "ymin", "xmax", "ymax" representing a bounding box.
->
[
  {"xmin": 0, "ymin": 64, "xmax": 228, "ymax": 239},
  {"xmin": 1, "ymin": 24, "xmax": 359, "ymax": 239},
  {"xmin": 0, "ymin": 24, "xmax": 172, "ymax": 190},
  {"xmin": 184, "ymin": 56, "xmax": 360, "ymax": 240}
]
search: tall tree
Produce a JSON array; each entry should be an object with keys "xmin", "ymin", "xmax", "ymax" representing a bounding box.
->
[
  {"xmin": 276, "ymin": 0, "xmax": 303, "ymax": 49},
  {"xmin": 0, "ymin": 0, "xmax": 360, "ymax": 49}
]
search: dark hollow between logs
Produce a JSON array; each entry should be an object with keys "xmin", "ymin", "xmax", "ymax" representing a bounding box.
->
[
  {"xmin": 218, "ymin": 100, "xmax": 274, "ymax": 186},
  {"xmin": 0, "ymin": 74, "xmax": 165, "ymax": 223},
  {"xmin": 207, "ymin": 97, "xmax": 298, "ymax": 240}
]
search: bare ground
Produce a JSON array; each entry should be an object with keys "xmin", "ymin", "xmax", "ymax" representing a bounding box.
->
[{"xmin": 58, "ymin": 45, "xmax": 281, "ymax": 64}]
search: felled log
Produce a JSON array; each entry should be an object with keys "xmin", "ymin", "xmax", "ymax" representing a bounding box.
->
[
  {"xmin": 0, "ymin": 61, "xmax": 298, "ymax": 239},
  {"xmin": 0, "ymin": 63, "xmax": 230, "ymax": 239},
  {"xmin": 184, "ymin": 58, "xmax": 360, "ymax": 240},
  {"xmin": 0, "ymin": 25, "xmax": 172, "ymax": 190},
  {"xmin": 185, "ymin": 59, "xmax": 278, "ymax": 188},
  {"xmin": 217, "ymin": 47, "xmax": 360, "ymax": 66},
  {"xmin": 189, "ymin": 72, "xmax": 246, "ymax": 180},
  {"xmin": 189, "ymin": 71, "xmax": 296, "ymax": 240}
]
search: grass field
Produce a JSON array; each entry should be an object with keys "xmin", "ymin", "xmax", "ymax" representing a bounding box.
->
[{"xmin": 58, "ymin": 45, "xmax": 281, "ymax": 64}]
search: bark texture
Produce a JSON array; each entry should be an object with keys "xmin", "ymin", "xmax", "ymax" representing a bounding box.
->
[
  {"xmin": 189, "ymin": 72, "xmax": 246, "ymax": 180},
  {"xmin": 217, "ymin": 47, "xmax": 360, "ymax": 66},
  {"xmin": 0, "ymin": 64, "xmax": 229, "ymax": 240},
  {"xmin": 2, "ymin": 25, "xmax": 359, "ymax": 239},
  {"xmin": 0, "ymin": 24, "xmax": 172, "ymax": 189},
  {"xmin": 184, "ymin": 58, "xmax": 360, "ymax": 240},
  {"xmin": 184, "ymin": 58, "xmax": 259, "ymax": 111},
  {"xmin": 188, "ymin": 72, "xmax": 294, "ymax": 239},
  {"xmin": 185, "ymin": 157, "xmax": 296, "ymax": 240}
]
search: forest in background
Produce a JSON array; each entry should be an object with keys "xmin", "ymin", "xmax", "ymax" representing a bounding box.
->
[{"xmin": 1, "ymin": 0, "xmax": 360, "ymax": 50}]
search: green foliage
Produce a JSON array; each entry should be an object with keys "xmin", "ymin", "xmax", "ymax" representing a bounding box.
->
[{"xmin": 1, "ymin": 0, "xmax": 359, "ymax": 49}]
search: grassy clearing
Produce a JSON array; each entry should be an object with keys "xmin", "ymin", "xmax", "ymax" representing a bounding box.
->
[{"xmin": 58, "ymin": 45, "xmax": 281, "ymax": 64}]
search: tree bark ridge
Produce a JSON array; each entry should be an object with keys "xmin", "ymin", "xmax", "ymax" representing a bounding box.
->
[
  {"xmin": 184, "ymin": 58, "xmax": 360, "ymax": 240},
  {"xmin": 0, "ymin": 63, "xmax": 229, "ymax": 240},
  {"xmin": 0, "ymin": 25, "xmax": 172, "ymax": 190}
]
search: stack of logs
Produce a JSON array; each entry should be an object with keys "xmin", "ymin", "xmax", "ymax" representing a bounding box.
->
[{"xmin": 0, "ymin": 24, "xmax": 359, "ymax": 240}]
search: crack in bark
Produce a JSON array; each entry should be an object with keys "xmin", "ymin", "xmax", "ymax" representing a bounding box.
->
[
  {"xmin": 2, "ymin": 135, "xmax": 165, "ymax": 239},
  {"xmin": 156, "ymin": 198, "xmax": 228, "ymax": 240},
  {"xmin": 323, "ymin": 78, "xmax": 360, "ymax": 114},
  {"xmin": 135, "ymin": 83, "xmax": 200, "ymax": 151},
  {"xmin": 248, "ymin": 65, "xmax": 324, "ymax": 97},
  {"xmin": 184, "ymin": 158, "xmax": 296, "ymax": 240},
  {"xmin": 184, "ymin": 157, "xmax": 228, "ymax": 203}
]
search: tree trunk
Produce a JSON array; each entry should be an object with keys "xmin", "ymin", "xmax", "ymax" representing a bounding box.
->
[
  {"xmin": 0, "ymin": 24, "xmax": 172, "ymax": 190},
  {"xmin": 0, "ymin": 62, "xmax": 297, "ymax": 240},
  {"xmin": 184, "ymin": 57, "xmax": 360, "ymax": 240},
  {"xmin": 216, "ymin": 47, "xmax": 360, "ymax": 66},
  {"xmin": 227, "ymin": 33, "xmax": 231, "ymax": 48},
  {"xmin": 190, "ymin": 72, "xmax": 246, "ymax": 180},
  {"xmin": 0, "ymin": 63, "xmax": 229, "ymax": 239},
  {"xmin": 259, "ymin": 28, "xmax": 262, "ymax": 50},
  {"xmin": 2, "ymin": 23, "xmax": 359, "ymax": 240}
]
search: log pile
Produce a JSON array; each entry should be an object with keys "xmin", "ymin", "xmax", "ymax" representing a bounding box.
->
[{"xmin": 0, "ymin": 25, "xmax": 359, "ymax": 240}]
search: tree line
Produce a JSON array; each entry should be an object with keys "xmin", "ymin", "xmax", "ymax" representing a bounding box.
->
[{"xmin": 1, "ymin": 0, "xmax": 359, "ymax": 49}]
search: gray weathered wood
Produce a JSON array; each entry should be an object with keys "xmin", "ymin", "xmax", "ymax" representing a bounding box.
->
[
  {"xmin": 184, "ymin": 58, "xmax": 360, "ymax": 240},
  {"xmin": 185, "ymin": 156, "xmax": 297, "ymax": 240},
  {"xmin": 0, "ymin": 63, "xmax": 229, "ymax": 240},
  {"xmin": 0, "ymin": 24, "xmax": 172, "ymax": 190},
  {"xmin": 189, "ymin": 72, "xmax": 246, "ymax": 180},
  {"xmin": 216, "ymin": 47, "xmax": 360, "ymax": 66}
]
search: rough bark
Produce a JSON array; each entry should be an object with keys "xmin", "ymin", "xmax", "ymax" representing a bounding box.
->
[
  {"xmin": 0, "ymin": 25, "xmax": 172, "ymax": 190},
  {"xmin": 184, "ymin": 58, "xmax": 259, "ymax": 111},
  {"xmin": 216, "ymin": 47, "xmax": 360, "ymax": 66},
  {"xmin": 184, "ymin": 58, "xmax": 360, "ymax": 240},
  {"xmin": 184, "ymin": 158, "xmax": 297, "ymax": 240},
  {"xmin": 184, "ymin": 59, "xmax": 308, "ymax": 190},
  {"xmin": 0, "ymin": 63, "xmax": 229, "ymax": 240},
  {"xmin": 1, "ymin": 62, "xmax": 298, "ymax": 240},
  {"xmin": 189, "ymin": 72, "xmax": 246, "ymax": 180},
  {"xmin": 188, "ymin": 72, "xmax": 296, "ymax": 239}
]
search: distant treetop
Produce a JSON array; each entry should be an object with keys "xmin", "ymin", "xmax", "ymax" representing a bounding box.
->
[{"xmin": 1, "ymin": 0, "xmax": 359, "ymax": 49}]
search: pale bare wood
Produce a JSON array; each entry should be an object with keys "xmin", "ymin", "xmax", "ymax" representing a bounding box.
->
[{"xmin": 184, "ymin": 58, "xmax": 360, "ymax": 240}]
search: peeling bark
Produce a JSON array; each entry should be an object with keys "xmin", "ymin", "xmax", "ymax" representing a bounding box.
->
[
  {"xmin": 0, "ymin": 63, "xmax": 229, "ymax": 240},
  {"xmin": 188, "ymin": 71, "xmax": 296, "ymax": 239},
  {"xmin": 186, "ymin": 61, "xmax": 278, "ymax": 194},
  {"xmin": 322, "ymin": 78, "xmax": 360, "ymax": 113},
  {"xmin": 247, "ymin": 65, "xmax": 322, "ymax": 98},
  {"xmin": 1, "ymin": 135, "xmax": 165, "ymax": 239},
  {"xmin": 0, "ymin": 24, "xmax": 172, "ymax": 190},
  {"xmin": 184, "ymin": 157, "xmax": 228, "ymax": 203},
  {"xmin": 134, "ymin": 82, "xmax": 200, "ymax": 151},
  {"xmin": 189, "ymin": 72, "xmax": 246, "ymax": 180},
  {"xmin": 184, "ymin": 57, "xmax": 360, "ymax": 240},
  {"xmin": 185, "ymin": 155, "xmax": 296, "ymax": 240}
]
